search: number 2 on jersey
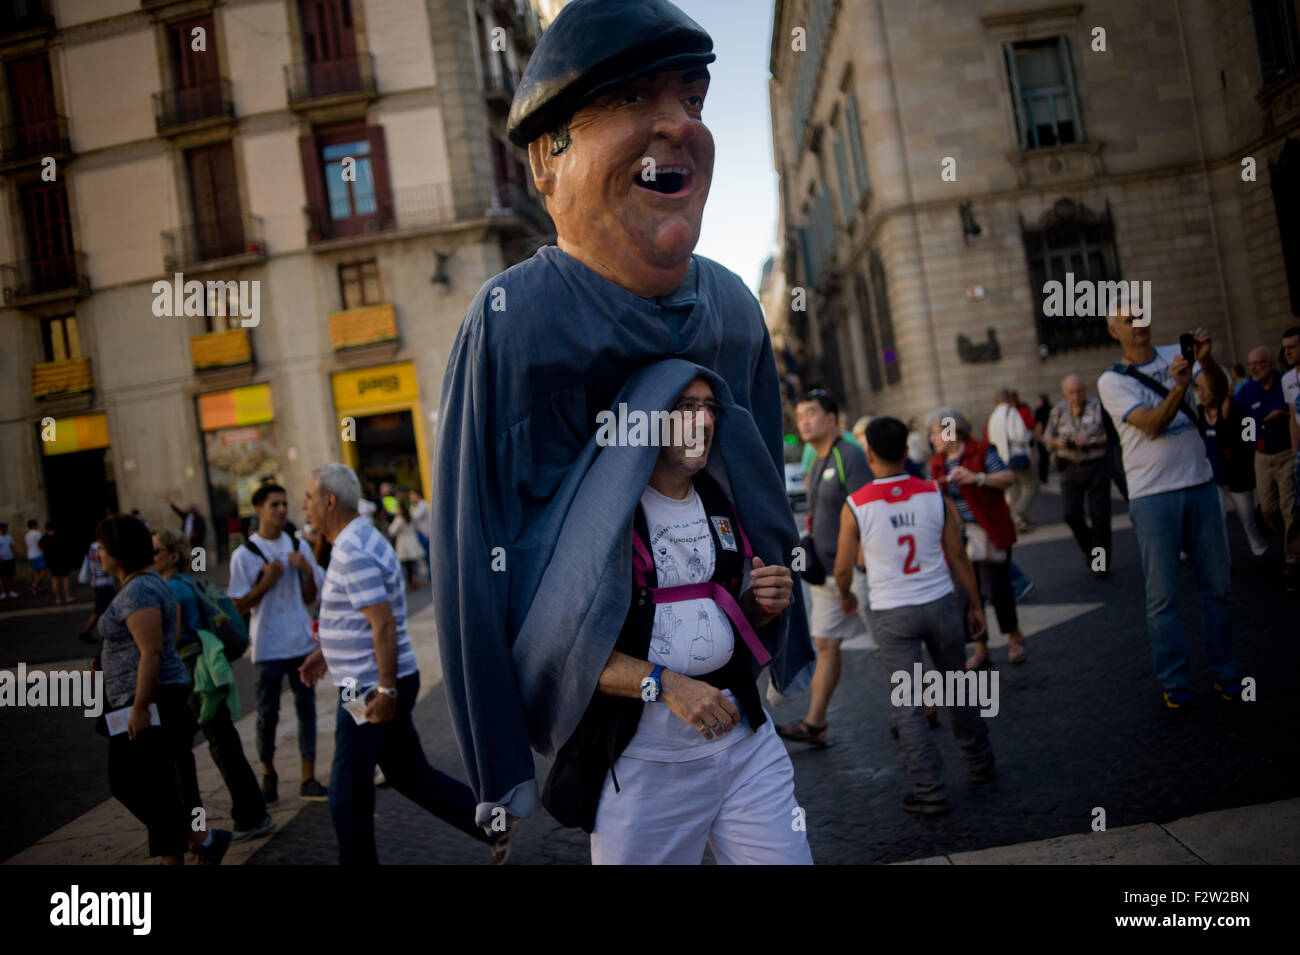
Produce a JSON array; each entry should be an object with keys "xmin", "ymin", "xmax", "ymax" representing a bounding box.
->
[{"xmin": 897, "ymin": 534, "xmax": 919, "ymax": 575}]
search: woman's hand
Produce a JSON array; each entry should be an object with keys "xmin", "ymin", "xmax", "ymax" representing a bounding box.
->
[{"xmin": 127, "ymin": 703, "xmax": 153, "ymax": 740}]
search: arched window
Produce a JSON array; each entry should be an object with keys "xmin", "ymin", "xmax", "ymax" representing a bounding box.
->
[{"xmin": 1020, "ymin": 198, "xmax": 1119, "ymax": 355}]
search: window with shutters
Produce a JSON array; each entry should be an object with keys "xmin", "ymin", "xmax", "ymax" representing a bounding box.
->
[
  {"xmin": 1252, "ymin": 0, "xmax": 1300, "ymax": 87},
  {"xmin": 298, "ymin": 0, "xmax": 360, "ymax": 98},
  {"xmin": 20, "ymin": 180, "xmax": 75, "ymax": 292},
  {"xmin": 868, "ymin": 249, "xmax": 900, "ymax": 384},
  {"xmin": 303, "ymin": 123, "xmax": 391, "ymax": 239},
  {"xmin": 832, "ymin": 130, "xmax": 854, "ymax": 225},
  {"xmin": 41, "ymin": 315, "xmax": 80, "ymax": 363},
  {"xmin": 339, "ymin": 260, "xmax": 383, "ymax": 308},
  {"xmin": 186, "ymin": 143, "xmax": 244, "ymax": 261},
  {"xmin": 4, "ymin": 53, "xmax": 64, "ymax": 162},
  {"xmin": 1003, "ymin": 36, "xmax": 1084, "ymax": 150},
  {"xmin": 844, "ymin": 90, "xmax": 870, "ymax": 198},
  {"xmin": 162, "ymin": 15, "xmax": 225, "ymax": 127}
]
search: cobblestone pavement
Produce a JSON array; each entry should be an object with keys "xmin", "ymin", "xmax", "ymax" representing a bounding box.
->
[{"xmin": 249, "ymin": 491, "xmax": 1300, "ymax": 865}]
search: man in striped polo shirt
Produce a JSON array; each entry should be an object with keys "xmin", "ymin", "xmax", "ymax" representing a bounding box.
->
[{"xmin": 298, "ymin": 463, "xmax": 511, "ymax": 865}]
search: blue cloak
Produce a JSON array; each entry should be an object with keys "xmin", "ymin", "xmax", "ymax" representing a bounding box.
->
[{"xmin": 431, "ymin": 246, "xmax": 814, "ymax": 824}]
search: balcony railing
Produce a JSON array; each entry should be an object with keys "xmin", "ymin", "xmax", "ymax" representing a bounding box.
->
[
  {"xmin": 0, "ymin": 115, "xmax": 71, "ymax": 167},
  {"xmin": 1, "ymin": 252, "xmax": 89, "ymax": 304},
  {"xmin": 31, "ymin": 356, "xmax": 93, "ymax": 400},
  {"xmin": 1, "ymin": 0, "xmax": 55, "ymax": 38},
  {"xmin": 153, "ymin": 78, "xmax": 235, "ymax": 134},
  {"xmin": 163, "ymin": 213, "xmax": 265, "ymax": 271},
  {"xmin": 190, "ymin": 327, "xmax": 252, "ymax": 371},
  {"xmin": 330, "ymin": 303, "xmax": 399, "ymax": 350},
  {"xmin": 285, "ymin": 52, "xmax": 376, "ymax": 108},
  {"xmin": 305, "ymin": 179, "xmax": 552, "ymax": 243}
]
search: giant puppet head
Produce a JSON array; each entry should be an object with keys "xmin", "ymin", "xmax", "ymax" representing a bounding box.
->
[{"xmin": 507, "ymin": 0, "xmax": 717, "ymax": 298}]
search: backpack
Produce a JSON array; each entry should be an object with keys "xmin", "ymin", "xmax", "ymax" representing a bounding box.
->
[
  {"xmin": 174, "ymin": 572, "xmax": 250, "ymax": 662},
  {"xmin": 239, "ymin": 533, "xmax": 302, "ymax": 629},
  {"xmin": 1099, "ymin": 362, "xmax": 1206, "ymax": 501}
]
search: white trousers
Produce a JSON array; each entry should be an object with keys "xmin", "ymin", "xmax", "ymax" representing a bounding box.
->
[
  {"xmin": 1218, "ymin": 485, "xmax": 1269, "ymax": 559},
  {"xmin": 590, "ymin": 718, "xmax": 814, "ymax": 865}
]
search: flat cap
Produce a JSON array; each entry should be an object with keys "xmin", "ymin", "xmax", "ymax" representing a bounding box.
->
[{"xmin": 507, "ymin": 0, "xmax": 716, "ymax": 148}]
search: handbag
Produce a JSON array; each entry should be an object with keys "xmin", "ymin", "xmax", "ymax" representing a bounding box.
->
[{"xmin": 964, "ymin": 522, "xmax": 1008, "ymax": 564}]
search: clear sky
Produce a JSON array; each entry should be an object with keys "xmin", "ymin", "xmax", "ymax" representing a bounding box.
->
[{"xmin": 672, "ymin": 0, "xmax": 780, "ymax": 294}]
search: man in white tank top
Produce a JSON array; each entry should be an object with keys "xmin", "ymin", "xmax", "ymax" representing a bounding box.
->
[{"xmin": 833, "ymin": 417, "xmax": 996, "ymax": 816}]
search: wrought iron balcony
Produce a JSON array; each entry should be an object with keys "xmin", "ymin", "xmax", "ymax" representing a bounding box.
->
[
  {"xmin": 285, "ymin": 52, "xmax": 376, "ymax": 108},
  {"xmin": 0, "ymin": 115, "xmax": 71, "ymax": 169},
  {"xmin": 306, "ymin": 179, "xmax": 490, "ymax": 242},
  {"xmin": 153, "ymin": 78, "xmax": 235, "ymax": 135},
  {"xmin": 1, "ymin": 252, "xmax": 89, "ymax": 305},
  {"xmin": 163, "ymin": 213, "xmax": 265, "ymax": 271},
  {"xmin": 190, "ymin": 327, "xmax": 252, "ymax": 371},
  {"xmin": 0, "ymin": 0, "xmax": 55, "ymax": 38}
]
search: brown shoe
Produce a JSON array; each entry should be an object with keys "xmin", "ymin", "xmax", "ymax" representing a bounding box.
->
[{"xmin": 776, "ymin": 719, "xmax": 828, "ymax": 748}]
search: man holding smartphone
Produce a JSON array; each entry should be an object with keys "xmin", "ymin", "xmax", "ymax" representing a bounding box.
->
[
  {"xmin": 1043, "ymin": 374, "xmax": 1112, "ymax": 577},
  {"xmin": 298, "ymin": 464, "xmax": 511, "ymax": 865},
  {"xmin": 1097, "ymin": 308, "xmax": 1240, "ymax": 709}
]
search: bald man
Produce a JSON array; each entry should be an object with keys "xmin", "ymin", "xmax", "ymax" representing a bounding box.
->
[
  {"xmin": 1043, "ymin": 375, "xmax": 1112, "ymax": 577},
  {"xmin": 1237, "ymin": 345, "xmax": 1298, "ymax": 587}
]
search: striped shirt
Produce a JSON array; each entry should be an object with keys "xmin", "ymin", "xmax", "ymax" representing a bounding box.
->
[
  {"xmin": 318, "ymin": 516, "xmax": 418, "ymax": 690},
  {"xmin": 943, "ymin": 447, "xmax": 1007, "ymax": 524}
]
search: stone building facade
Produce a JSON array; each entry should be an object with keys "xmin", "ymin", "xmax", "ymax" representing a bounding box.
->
[
  {"xmin": 1, "ymin": 0, "xmax": 557, "ymax": 558},
  {"xmin": 768, "ymin": 0, "xmax": 1300, "ymax": 430}
]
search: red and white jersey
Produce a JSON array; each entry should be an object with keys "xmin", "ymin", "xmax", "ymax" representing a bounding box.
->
[{"xmin": 846, "ymin": 475, "xmax": 953, "ymax": 611}]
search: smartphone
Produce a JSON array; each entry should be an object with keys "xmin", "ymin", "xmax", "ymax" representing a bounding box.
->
[{"xmin": 1179, "ymin": 333, "xmax": 1196, "ymax": 363}]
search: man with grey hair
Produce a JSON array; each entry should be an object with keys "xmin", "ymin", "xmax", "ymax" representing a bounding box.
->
[
  {"xmin": 299, "ymin": 464, "xmax": 512, "ymax": 864},
  {"xmin": 1043, "ymin": 374, "xmax": 1112, "ymax": 577},
  {"xmin": 1096, "ymin": 309, "xmax": 1240, "ymax": 708}
]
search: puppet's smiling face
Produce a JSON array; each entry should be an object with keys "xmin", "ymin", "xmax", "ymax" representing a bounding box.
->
[{"xmin": 533, "ymin": 68, "xmax": 714, "ymax": 296}]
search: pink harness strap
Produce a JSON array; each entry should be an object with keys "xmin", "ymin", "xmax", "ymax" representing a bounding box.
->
[{"xmin": 631, "ymin": 543, "xmax": 772, "ymax": 667}]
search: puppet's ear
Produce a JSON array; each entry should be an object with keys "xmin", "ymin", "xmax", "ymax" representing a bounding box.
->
[{"xmin": 528, "ymin": 137, "xmax": 558, "ymax": 197}]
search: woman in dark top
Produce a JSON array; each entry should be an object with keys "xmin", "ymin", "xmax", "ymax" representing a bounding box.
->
[
  {"xmin": 95, "ymin": 514, "xmax": 231, "ymax": 864},
  {"xmin": 1195, "ymin": 377, "xmax": 1268, "ymax": 562}
]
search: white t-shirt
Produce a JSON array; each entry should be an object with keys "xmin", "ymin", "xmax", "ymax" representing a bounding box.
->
[
  {"xmin": 621, "ymin": 485, "xmax": 751, "ymax": 762},
  {"xmin": 227, "ymin": 532, "xmax": 320, "ymax": 663},
  {"xmin": 25, "ymin": 529, "xmax": 42, "ymax": 558},
  {"xmin": 847, "ymin": 475, "xmax": 954, "ymax": 611},
  {"xmin": 1097, "ymin": 345, "xmax": 1213, "ymax": 500},
  {"xmin": 1282, "ymin": 367, "xmax": 1300, "ymax": 429}
]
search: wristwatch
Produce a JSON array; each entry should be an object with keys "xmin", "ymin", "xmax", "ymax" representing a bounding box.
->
[
  {"xmin": 374, "ymin": 685, "xmax": 398, "ymax": 699},
  {"xmin": 977, "ymin": 472, "xmax": 987, "ymax": 486},
  {"xmin": 640, "ymin": 664, "xmax": 665, "ymax": 703}
]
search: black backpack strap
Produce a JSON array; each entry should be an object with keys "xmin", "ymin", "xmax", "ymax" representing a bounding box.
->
[
  {"xmin": 243, "ymin": 540, "xmax": 268, "ymax": 563},
  {"xmin": 1117, "ymin": 364, "xmax": 1204, "ymax": 436}
]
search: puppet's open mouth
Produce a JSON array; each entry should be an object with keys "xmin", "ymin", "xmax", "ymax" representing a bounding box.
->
[{"xmin": 635, "ymin": 165, "xmax": 691, "ymax": 195}]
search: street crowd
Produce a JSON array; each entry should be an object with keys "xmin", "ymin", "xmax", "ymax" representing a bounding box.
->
[{"xmin": 5, "ymin": 0, "xmax": 1296, "ymax": 867}]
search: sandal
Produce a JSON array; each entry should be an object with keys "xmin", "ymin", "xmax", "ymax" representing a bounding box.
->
[
  {"xmin": 776, "ymin": 718, "xmax": 828, "ymax": 748},
  {"xmin": 1008, "ymin": 638, "xmax": 1028, "ymax": 665},
  {"xmin": 966, "ymin": 644, "xmax": 991, "ymax": 670}
]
